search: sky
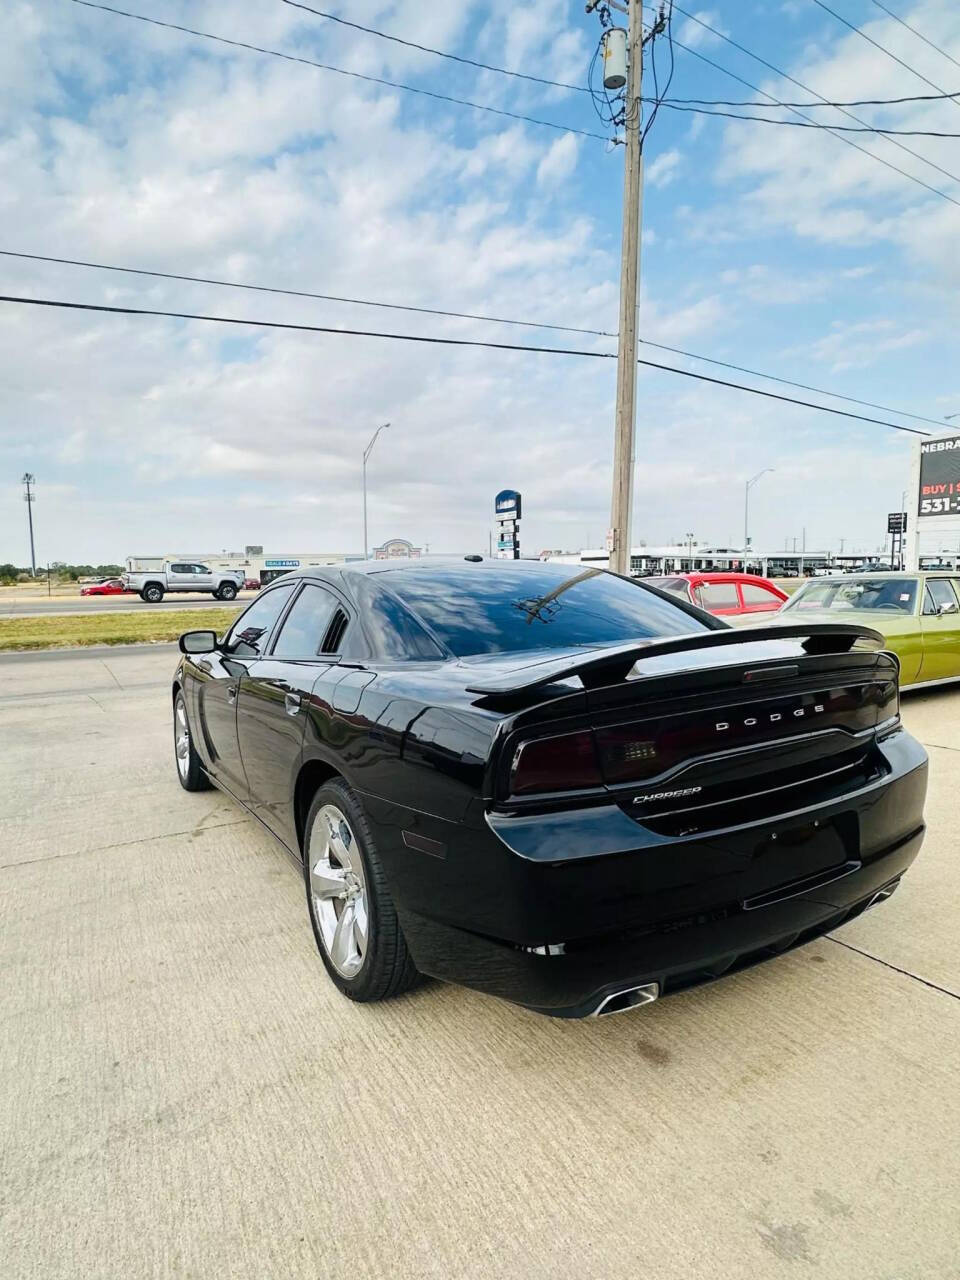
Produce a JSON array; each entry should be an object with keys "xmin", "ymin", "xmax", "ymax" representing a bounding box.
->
[{"xmin": 1, "ymin": 0, "xmax": 959, "ymax": 564}]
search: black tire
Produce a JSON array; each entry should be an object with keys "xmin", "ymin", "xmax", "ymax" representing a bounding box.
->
[
  {"xmin": 173, "ymin": 689, "xmax": 211, "ymax": 791},
  {"xmin": 217, "ymin": 582, "xmax": 237, "ymax": 601},
  {"xmin": 303, "ymin": 780, "xmax": 419, "ymax": 1003},
  {"xmin": 142, "ymin": 583, "xmax": 163, "ymax": 603}
]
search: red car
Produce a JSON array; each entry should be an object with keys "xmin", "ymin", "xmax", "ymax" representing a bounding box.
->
[
  {"xmin": 647, "ymin": 572, "xmax": 788, "ymax": 618},
  {"xmin": 80, "ymin": 578, "xmax": 131, "ymax": 596},
  {"xmin": 243, "ymin": 578, "xmax": 261, "ymax": 591}
]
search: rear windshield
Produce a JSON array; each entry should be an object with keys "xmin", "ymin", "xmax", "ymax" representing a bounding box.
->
[
  {"xmin": 377, "ymin": 564, "xmax": 710, "ymax": 657},
  {"xmin": 647, "ymin": 577, "xmax": 690, "ymax": 599},
  {"xmin": 783, "ymin": 577, "xmax": 918, "ymax": 614}
]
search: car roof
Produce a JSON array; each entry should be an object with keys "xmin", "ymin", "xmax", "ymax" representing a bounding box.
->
[
  {"xmin": 661, "ymin": 572, "xmax": 776, "ymax": 584},
  {"xmin": 278, "ymin": 557, "xmax": 610, "ymax": 582}
]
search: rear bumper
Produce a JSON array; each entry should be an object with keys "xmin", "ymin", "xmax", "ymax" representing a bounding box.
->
[
  {"xmin": 397, "ymin": 828, "xmax": 920, "ymax": 1016},
  {"xmin": 372, "ymin": 728, "xmax": 928, "ymax": 1017}
]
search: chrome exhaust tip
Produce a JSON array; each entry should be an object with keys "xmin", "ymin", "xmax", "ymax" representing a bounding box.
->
[
  {"xmin": 592, "ymin": 982, "xmax": 660, "ymax": 1017},
  {"xmin": 867, "ymin": 880, "xmax": 900, "ymax": 910}
]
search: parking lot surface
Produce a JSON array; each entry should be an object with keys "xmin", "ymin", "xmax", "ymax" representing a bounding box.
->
[{"xmin": 1, "ymin": 646, "xmax": 958, "ymax": 1279}]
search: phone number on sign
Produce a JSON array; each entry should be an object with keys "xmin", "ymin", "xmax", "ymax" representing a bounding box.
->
[{"xmin": 920, "ymin": 494, "xmax": 960, "ymax": 515}]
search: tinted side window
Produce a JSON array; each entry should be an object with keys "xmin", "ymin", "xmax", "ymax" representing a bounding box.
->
[
  {"xmin": 272, "ymin": 584, "xmax": 340, "ymax": 659},
  {"xmin": 352, "ymin": 575, "xmax": 445, "ymax": 660},
  {"xmin": 700, "ymin": 583, "xmax": 739, "ymax": 609},
  {"xmin": 194, "ymin": 564, "xmax": 211, "ymax": 574},
  {"xmin": 170, "ymin": 563, "xmax": 191, "ymax": 573},
  {"xmin": 226, "ymin": 584, "xmax": 296, "ymax": 657}
]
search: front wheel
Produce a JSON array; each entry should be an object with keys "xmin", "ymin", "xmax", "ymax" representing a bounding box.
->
[
  {"xmin": 303, "ymin": 781, "xmax": 419, "ymax": 1003},
  {"xmin": 173, "ymin": 690, "xmax": 211, "ymax": 791},
  {"xmin": 216, "ymin": 583, "xmax": 237, "ymax": 601}
]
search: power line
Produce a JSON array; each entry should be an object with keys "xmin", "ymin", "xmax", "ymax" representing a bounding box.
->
[
  {"xmin": 67, "ymin": 0, "xmax": 609, "ymax": 143},
  {"xmin": 811, "ymin": 0, "xmax": 960, "ymax": 107},
  {"xmin": 0, "ymin": 292, "xmax": 930, "ymax": 436},
  {"xmin": 635, "ymin": 336, "xmax": 947, "ymax": 431},
  {"xmin": 0, "ymin": 248, "xmax": 615, "ymax": 339},
  {"xmin": 279, "ymin": 0, "xmax": 588, "ymax": 94},
  {"xmin": 662, "ymin": 88, "xmax": 960, "ymax": 108},
  {"xmin": 868, "ymin": 0, "xmax": 960, "ymax": 75},
  {"xmin": 1, "ymin": 247, "xmax": 946, "ymax": 428},
  {"xmin": 672, "ymin": 7, "xmax": 960, "ymax": 205},
  {"xmin": 659, "ymin": 103, "xmax": 960, "ymax": 137}
]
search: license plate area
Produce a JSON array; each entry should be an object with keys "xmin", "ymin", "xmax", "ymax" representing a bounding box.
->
[{"xmin": 732, "ymin": 811, "xmax": 858, "ymax": 904}]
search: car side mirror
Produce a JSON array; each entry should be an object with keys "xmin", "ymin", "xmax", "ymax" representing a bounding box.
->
[
  {"xmin": 938, "ymin": 601, "xmax": 958, "ymax": 616},
  {"xmin": 179, "ymin": 630, "xmax": 219, "ymax": 655}
]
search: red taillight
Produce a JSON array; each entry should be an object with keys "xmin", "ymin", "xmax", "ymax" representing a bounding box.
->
[{"xmin": 510, "ymin": 730, "xmax": 602, "ymax": 796}]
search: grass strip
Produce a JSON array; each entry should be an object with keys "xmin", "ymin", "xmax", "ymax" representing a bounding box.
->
[{"xmin": 0, "ymin": 607, "xmax": 242, "ymax": 652}]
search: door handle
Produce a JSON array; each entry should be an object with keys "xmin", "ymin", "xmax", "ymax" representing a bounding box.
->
[
  {"xmin": 227, "ymin": 684, "xmax": 238, "ymax": 704},
  {"xmin": 285, "ymin": 692, "xmax": 302, "ymax": 716}
]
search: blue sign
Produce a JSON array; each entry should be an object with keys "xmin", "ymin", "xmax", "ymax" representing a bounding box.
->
[
  {"xmin": 264, "ymin": 559, "xmax": 300, "ymax": 568},
  {"xmin": 495, "ymin": 489, "xmax": 522, "ymax": 520}
]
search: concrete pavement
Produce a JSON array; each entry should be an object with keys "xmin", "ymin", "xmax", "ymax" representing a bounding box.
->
[{"xmin": 1, "ymin": 647, "xmax": 958, "ymax": 1279}]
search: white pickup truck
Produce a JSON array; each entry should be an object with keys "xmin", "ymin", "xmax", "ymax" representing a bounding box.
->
[{"xmin": 122, "ymin": 558, "xmax": 244, "ymax": 603}]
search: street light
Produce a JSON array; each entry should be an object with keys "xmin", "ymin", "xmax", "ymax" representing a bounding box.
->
[
  {"xmin": 362, "ymin": 422, "xmax": 390, "ymax": 560},
  {"xmin": 743, "ymin": 469, "xmax": 773, "ymax": 570},
  {"xmin": 22, "ymin": 473, "xmax": 37, "ymax": 577}
]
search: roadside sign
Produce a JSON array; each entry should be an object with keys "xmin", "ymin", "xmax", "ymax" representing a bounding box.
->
[
  {"xmin": 888, "ymin": 512, "xmax": 907, "ymax": 533},
  {"xmin": 918, "ymin": 436, "xmax": 960, "ymax": 517},
  {"xmin": 495, "ymin": 489, "xmax": 522, "ymax": 521},
  {"xmin": 494, "ymin": 489, "xmax": 521, "ymax": 558}
]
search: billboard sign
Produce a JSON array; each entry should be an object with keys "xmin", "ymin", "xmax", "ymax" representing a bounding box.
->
[{"xmin": 918, "ymin": 436, "xmax": 960, "ymax": 517}]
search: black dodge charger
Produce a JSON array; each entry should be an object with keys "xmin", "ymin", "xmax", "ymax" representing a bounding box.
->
[{"xmin": 172, "ymin": 559, "xmax": 927, "ymax": 1017}]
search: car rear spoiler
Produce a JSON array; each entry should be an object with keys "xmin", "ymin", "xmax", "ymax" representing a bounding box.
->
[{"xmin": 464, "ymin": 623, "xmax": 886, "ymax": 697}]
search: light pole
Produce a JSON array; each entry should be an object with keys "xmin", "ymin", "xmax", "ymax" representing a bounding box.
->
[
  {"xmin": 685, "ymin": 531, "xmax": 695, "ymax": 568},
  {"xmin": 362, "ymin": 422, "xmax": 390, "ymax": 560},
  {"xmin": 22, "ymin": 473, "xmax": 37, "ymax": 576},
  {"xmin": 743, "ymin": 469, "xmax": 773, "ymax": 572}
]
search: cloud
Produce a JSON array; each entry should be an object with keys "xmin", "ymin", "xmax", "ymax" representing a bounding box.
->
[
  {"xmin": 646, "ymin": 148, "xmax": 682, "ymax": 189},
  {"xmin": 536, "ymin": 132, "xmax": 579, "ymax": 186}
]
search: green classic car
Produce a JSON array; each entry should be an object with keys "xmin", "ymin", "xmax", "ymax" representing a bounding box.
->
[{"xmin": 777, "ymin": 572, "xmax": 960, "ymax": 690}]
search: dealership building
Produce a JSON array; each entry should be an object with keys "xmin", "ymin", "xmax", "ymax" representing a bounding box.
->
[{"xmin": 150, "ymin": 540, "xmax": 420, "ymax": 585}]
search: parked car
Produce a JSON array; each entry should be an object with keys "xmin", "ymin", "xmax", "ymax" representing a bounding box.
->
[
  {"xmin": 774, "ymin": 572, "xmax": 960, "ymax": 689},
  {"xmin": 122, "ymin": 559, "xmax": 244, "ymax": 603},
  {"xmin": 79, "ymin": 578, "xmax": 130, "ymax": 596},
  {"xmin": 647, "ymin": 572, "xmax": 788, "ymax": 618},
  {"xmin": 243, "ymin": 578, "xmax": 261, "ymax": 591},
  {"xmin": 170, "ymin": 560, "xmax": 926, "ymax": 1018}
]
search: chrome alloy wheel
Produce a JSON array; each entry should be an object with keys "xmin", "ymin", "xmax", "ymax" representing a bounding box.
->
[
  {"xmin": 174, "ymin": 694, "xmax": 190, "ymax": 781},
  {"xmin": 308, "ymin": 804, "xmax": 369, "ymax": 978}
]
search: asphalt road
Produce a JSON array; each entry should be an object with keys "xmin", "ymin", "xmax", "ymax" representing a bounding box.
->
[
  {"xmin": 0, "ymin": 593, "xmax": 254, "ymax": 618},
  {"xmin": 1, "ymin": 646, "xmax": 959, "ymax": 1279}
]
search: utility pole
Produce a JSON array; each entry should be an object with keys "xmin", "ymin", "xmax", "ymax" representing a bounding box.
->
[
  {"xmin": 743, "ymin": 469, "xmax": 772, "ymax": 574},
  {"xmin": 606, "ymin": 0, "xmax": 644, "ymax": 576},
  {"xmin": 22, "ymin": 473, "xmax": 37, "ymax": 576},
  {"xmin": 800, "ymin": 526, "xmax": 806, "ymax": 577},
  {"xmin": 362, "ymin": 423, "xmax": 390, "ymax": 560}
]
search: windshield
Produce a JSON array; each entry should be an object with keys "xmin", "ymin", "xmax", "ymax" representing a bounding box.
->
[
  {"xmin": 784, "ymin": 577, "xmax": 918, "ymax": 615},
  {"xmin": 377, "ymin": 564, "xmax": 710, "ymax": 657}
]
